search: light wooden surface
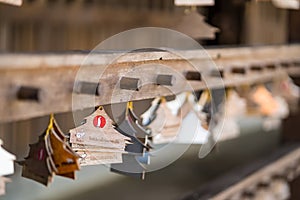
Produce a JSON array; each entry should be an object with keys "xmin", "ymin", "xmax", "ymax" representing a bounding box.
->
[
  {"xmin": 0, "ymin": 0, "xmax": 21, "ymax": 6},
  {"xmin": 0, "ymin": 45, "xmax": 299, "ymax": 123}
]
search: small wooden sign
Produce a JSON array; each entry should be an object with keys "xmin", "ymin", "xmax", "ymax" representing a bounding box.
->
[
  {"xmin": 48, "ymin": 128, "xmax": 80, "ymax": 175},
  {"xmin": 21, "ymin": 134, "xmax": 56, "ymax": 186},
  {"xmin": 70, "ymin": 108, "xmax": 129, "ymax": 147},
  {"xmin": 69, "ymin": 107, "xmax": 130, "ymax": 166}
]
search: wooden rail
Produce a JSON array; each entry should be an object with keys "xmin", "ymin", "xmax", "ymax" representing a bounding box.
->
[{"xmin": 0, "ymin": 44, "xmax": 299, "ymax": 123}]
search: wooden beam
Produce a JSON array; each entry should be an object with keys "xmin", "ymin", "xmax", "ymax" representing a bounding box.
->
[{"xmin": 0, "ymin": 44, "xmax": 299, "ymax": 123}]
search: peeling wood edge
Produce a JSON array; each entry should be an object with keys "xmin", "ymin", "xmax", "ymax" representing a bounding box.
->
[{"xmin": 0, "ymin": 44, "xmax": 299, "ymax": 69}]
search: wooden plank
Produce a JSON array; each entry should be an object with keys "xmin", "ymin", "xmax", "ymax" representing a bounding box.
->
[
  {"xmin": 243, "ymin": 1, "xmax": 288, "ymax": 45},
  {"xmin": 1, "ymin": 44, "xmax": 299, "ymax": 68},
  {"xmin": 0, "ymin": 45, "xmax": 299, "ymax": 123}
]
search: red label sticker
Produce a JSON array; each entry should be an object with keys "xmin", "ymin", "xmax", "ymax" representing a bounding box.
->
[{"xmin": 93, "ymin": 115, "xmax": 106, "ymax": 128}]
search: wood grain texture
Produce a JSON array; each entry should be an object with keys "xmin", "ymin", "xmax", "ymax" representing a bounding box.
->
[
  {"xmin": 0, "ymin": 45, "xmax": 299, "ymax": 122},
  {"xmin": 0, "ymin": 0, "xmax": 21, "ymax": 6}
]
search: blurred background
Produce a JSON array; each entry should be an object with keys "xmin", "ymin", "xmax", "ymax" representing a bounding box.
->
[{"xmin": 0, "ymin": 0, "xmax": 299, "ymax": 52}]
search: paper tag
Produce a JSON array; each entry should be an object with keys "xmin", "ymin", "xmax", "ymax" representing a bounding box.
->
[
  {"xmin": 274, "ymin": 78, "xmax": 300, "ymax": 113},
  {"xmin": 70, "ymin": 108, "xmax": 129, "ymax": 148},
  {"xmin": 166, "ymin": 93, "xmax": 187, "ymax": 115},
  {"xmin": 71, "ymin": 143, "xmax": 126, "ymax": 152},
  {"xmin": 175, "ymin": 0, "xmax": 214, "ymax": 6},
  {"xmin": 150, "ymin": 98, "xmax": 182, "ymax": 144},
  {"xmin": 177, "ymin": 111, "xmax": 209, "ymax": 144},
  {"xmin": 211, "ymin": 90, "xmax": 246, "ymax": 141},
  {"xmin": 78, "ymin": 151, "xmax": 123, "ymax": 166},
  {"xmin": 273, "ymin": 96, "xmax": 289, "ymax": 119},
  {"xmin": 270, "ymin": 179, "xmax": 291, "ymax": 200},
  {"xmin": 0, "ymin": 139, "xmax": 16, "ymax": 176},
  {"xmin": 173, "ymin": 10, "xmax": 219, "ymax": 39},
  {"xmin": 122, "ymin": 133, "xmax": 148, "ymax": 155},
  {"xmin": 23, "ymin": 143, "xmax": 54, "ymax": 176},
  {"xmin": 21, "ymin": 164, "xmax": 53, "ymax": 186},
  {"xmin": 181, "ymin": 100, "xmax": 193, "ymax": 119},
  {"xmin": 0, "ymin": 0, "xmax": 22, "ymax": 6},
  {"xmin": 254, "ymin": 187, "xmax": 276, "ymax": 200},
  {"xmin": 226, "ymin": 90, "xmax": 247, "ymax": 118},
  {"xmin": 152, "ymin": 127, "xmax": 179, "ymax": 144},
  {"xmin": 0, "ymin": 145, "xmax": 16, "ymax": 176},
  {"xmin": 251, "ymin": 85, "xmax": 279, "ymax": 116},
  {"xmin": 272, "ymin": 0, "xmax": 299, "ymax": 10},
  {"xmin": 48, "ymin": 129, "xmax": 80, "ymax": 175},
  {"xmin": 143, "ymin": 100, "xmax": 166, "ymax": 136},
  {"xmin": 191, "ymin": 91, "xmax": 210, "ymax": 130},
  {"xmin": 151, "ymin": 104, "xmax": 181, "ymax": 144},
  {"xmin": 70, "ymin": 132, "xmax": 127, "ymax": 149},
  {"xmin": 21, "ymin": 133, "xmax": 56, "ymax": 186},
  {"xmin": 141, "ymin": 97, "xmax": 161, "ymax": 126}
]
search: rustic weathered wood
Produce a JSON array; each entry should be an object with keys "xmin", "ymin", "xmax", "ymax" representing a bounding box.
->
[
  {"xmin": 0, "ymin": 45, "xmax": 299, "ymax": 122},
  {"xmin": 243, "ymin": 1, "xmax": 288, "ymax": 45},
  {"xmin": 0, "ymin": 1, "xmax": 180, "ymax": 52}
]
